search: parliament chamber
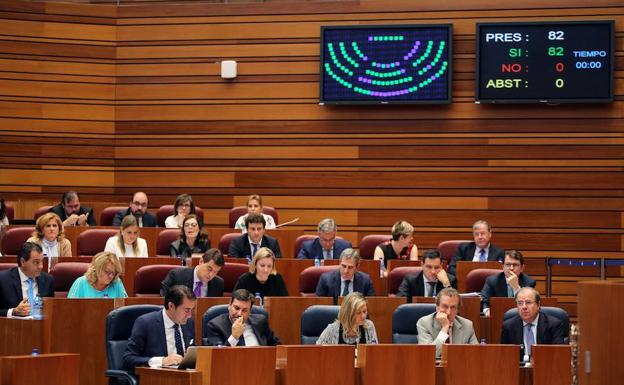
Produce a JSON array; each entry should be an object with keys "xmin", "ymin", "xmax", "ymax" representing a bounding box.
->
[{"xmin": 0, "ymin": 0, "xmax": 623, "ymax": 384}]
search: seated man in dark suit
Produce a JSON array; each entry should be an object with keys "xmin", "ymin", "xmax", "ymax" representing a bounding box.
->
[
  {"xmin": 48, "ymin": 190, "xmax": 95, "ymax": 227},
  {"xmin": 112, "ymin": 191, "xmax": 158, "ymax": 227},
  {"xmin": 501, "ymin": 287, "xmax": 567, "ymax": 360},
  {"xmin": 123, "ymin": 285, "xmax": 196, "ymax": 370},
  {"xmin": 447, "ymin": 220, "xmax": 505, "ymax": 276},
  {"xmin": 228, "ymin": 213, "xmax": 282, "ymax": 260},
  {"xmin": 0, "ymin": 242, "xmax": 54, "ymax": 317},
  {"xmin": 161, "ymin": 248, "xmax": 225, "ymax": 297},
  {"xmin": 297, "ymin": 218, "xmax": 352, "ymax": 260},
  {"xmin": 204, "ymin": 289, "xmax": 280, "ymax": 346},
  {"xmin": 315, "ymin": 248, "xmax": 375, "ymax": 297},
  {"xmin": 481, "ymin": 250, "xmax": 536, "ymax": 316},
  {"xmin": 397, "ymin": 249, "xmax": 456, "ymax": 301}
]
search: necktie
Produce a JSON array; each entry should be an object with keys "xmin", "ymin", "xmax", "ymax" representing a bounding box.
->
[
  {"xmin": 173, "ymin": 324, "xmax": 184, "ymax": 355},
  {"xmin": 194, "ymin": 281, "xmax": 203, "ymax": 298},
  {"xmin": 427, "ymin": 281, "xmax": 437, "ymax": 297},
  {"xmin": 324, "ymin": 249, "xmax": 331, "ymax": 260},
  {"xmin": 524, "ymin": 323, "xmax": 534, "ymax": 356},
  {"xmin": 251, "ymin": 243, "xmax": 258, "ymax": 257},
  {"xmin": 342, "ymin": 280, "xmax": 351, "ymax": 296},
  {"xmin": 237, "ymin": 335, "xmax": 246, "ymax": 346},
  {"xmin": 27, "ymin": 278, "xmax": 35, "ymax": 316},
  {"xmin": 479, "ymin": 248, "xmax": 486, "ymax": 262},
  {"xmin": 507, "ymin": 284, "xmax": 514, "ymax": 297}
]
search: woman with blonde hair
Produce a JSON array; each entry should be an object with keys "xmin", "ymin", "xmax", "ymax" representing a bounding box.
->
[
  {"xmin": 316, "ymin": 292, "xmax": 378, "ymax": 345},
  {"xmin": 27, "ymin": 212, "xmax": 72, "ymax": 262},
  {"xmin": 374, "ymin": 220, "xmax": 418, "ymax": 276},
  {"xmin": 104, "ymin": 215, "xmax": 148, "ymax": 258},
  {"xmin": 232, "ymin": 247, "xmax": 288, "ymax": 298},
  {"xmin": 68, "ymin": 251, "xmax": 127, "ymax": 298},
  {"xmin": 234, "ymin": 194, "xmax": 276, "ymax": 233}
]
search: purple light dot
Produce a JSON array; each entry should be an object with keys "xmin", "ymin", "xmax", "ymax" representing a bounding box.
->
[
  {"xmin": 363, "ymin": 56, "xmax": 368, "ymax": 61},
  {"xmin": 368, "ymin": 36, "xmax": 373, "ymax": 41},
  {"xmin": 401, "ymin": 69, "xmax": 406, "ymax": 73},
  {"xmin": 395, "ymin": 62, "xmax": 400, "ymax": 66},
  {"xmin": 403, "ymin": 56, "xmax": 408, "ymax": 60},
  {"xmin": 430, "ymin": 76, "xmax": 436, "ymax": 80},
  {"xmin": 427, "ymin": 65, "xmax": 432, "ymax": 69},
  {"xmin": 358, "ymin": 77, "xmax": 363, "ymax": 81}
]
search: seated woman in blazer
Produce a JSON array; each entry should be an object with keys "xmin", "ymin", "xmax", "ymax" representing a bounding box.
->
[{"xmin": 316, "ymin": 292, "xmax": 378, "ymax": 345}]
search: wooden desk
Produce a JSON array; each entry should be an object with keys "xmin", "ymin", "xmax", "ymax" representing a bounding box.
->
[
  {"xmin": 277, "ymin": 345, "xmax": 354, "ymax": 385},
  {"xmin": 440, "ymin": 344, "xmax": 520, "ymax": 385},
  {"xmin": 264, "ymin": 296, "xmax": 333, "ymax": 345},
  {"xmin": 196, "ymin": 346, "xmax": 276, "ymax": 385},
  {"xmin": 387, "ymin": 260, "xmax": 421, "ymax": 271},
  {"xmin": 136, "ymin": 367, "xmax": 202, "ymax": 385},
  {"xmin": 488, "ymin": 297, "xmax": 558, "ymax": 344},
  {"xmin": 456, "ymin": 261, "xmax": 502, "ymax": 293},
  {"xmin": 532, "ymin": 345, "xmax": 572, "ymax": 385},
  {"xmin": 0, "ymin": 353, "xmax": 80, "ymax": 385},
  {"xmin": 358, "ymin": 344, "xmax": 435, "ymax": 385},
  {"xmin": 0, "ymin": 318, "xmax": 43, "ymax": 356}
]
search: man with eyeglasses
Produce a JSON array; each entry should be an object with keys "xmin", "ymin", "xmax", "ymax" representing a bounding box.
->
[
  {"xmin": 500, "ymin": 287, "xmax": 567, "ymax": 354},
  {"xmin": 112, "ymin": 191, "xmax": 158, "ymax": 227},
  {"xmin": 297, "ymin": 218, "xmax": 352, "ymax": 260},
  {"xmin": 124, "ymin": 285, "xmax": 196, "ymax": 370},
  {"xmin": 48, "ymin": 190, "xmax": 96, "ymax": 226},
  {"xmin": 481, "ymin": 250, "xmax": 536, "ymax": 316}
]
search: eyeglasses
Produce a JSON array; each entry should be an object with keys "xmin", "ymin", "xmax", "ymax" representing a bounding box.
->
[
  {"xmin": 103, "ymin": 269, "xmax": 118, "ymax": 277},
  {"xmin": 516, "ymin": 300, "xmax": 536, "ymax": 306},
  {"xmin": 179, "ymin": 203, "xmax": 191, "ymax": 208},
  {"xmin": 132, "ymin": 201, "xmax": 148, "ymax": 208},
  {"xmin": 504, "ymin": 263, "xmax": 521, "ymax": 268}
]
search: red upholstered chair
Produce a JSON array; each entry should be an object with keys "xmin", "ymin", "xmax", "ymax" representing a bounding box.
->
[
  {"xmin": 50, "ymin": 262, "xmax": 91, "ymax": 297},
  {"xmin": 156, "ymin": 229, "xmax": 180, "ymax": 257},
  {"xmin": 4, "ymin": 203, "xmax": 14, "ymax": 222},
  {"xmin": 228, "ymin": 206, "xmax": 279, "ymax": 228},
  {"xmin": 0, "ymin": 262, "xmax": 18, "ymax": 271},
  {"xmin": 1, "ymin": 226, "xmax": 35, "ymax": 256},
  {"xmin": 99, "ymin": 206, "xmax": 127, "ymax": 227},
  {"xmin": 218, "ymin": 233, "xmax": 241, "ymax": 256},
  {"xmin": 156, "ymin": 205, "xmax": 204, "ymax": 228},
  {"xmin": 387, "ymin": 266, "xmax": 423, "ymax": 296},
  {"xmin": 358, "ymin": 234, "xmax": 391, "ymax": 260},
  {"xmin": 293, "ymin": 235, "xmax": 316, "ymax": 258},
  {"xmin": 134, "ymin": 264, "xmax": 181, "ymax": 297},
  {"xmin": 299, "ymin": 265, "xmax": 340, "ymax": 297},
  {"xmin": 437, "ymin": 240, "xmax": 471, "ymax": 268},
  {"xmin": 76, "ymin": 229, "xmax": 118, "ymax": 257},
  {"xmin": 34, "ymin": 205, "xmax": 53, "ymax": 221},
  {"xmin": 464, "ymin": 268, "xmax": 502, "ymax": 293},
  {"xmin": 217, "ymin": 262, "xmax": 249, "ymax": 296}
]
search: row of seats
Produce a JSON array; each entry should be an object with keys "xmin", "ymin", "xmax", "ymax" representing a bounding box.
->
[{"xmin": 28, "ymin": 204, "xmax": 278, "ymax": 228}]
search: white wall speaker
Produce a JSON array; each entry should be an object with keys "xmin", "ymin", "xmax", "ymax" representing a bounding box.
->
[{"xmin": 221, "ymin": 60, "xmax": 237, "ymax": 79}]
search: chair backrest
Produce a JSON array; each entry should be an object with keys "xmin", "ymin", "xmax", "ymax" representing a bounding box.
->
[
  {"xmin": 437, "ymin": 240, "xmax": 471, "ymax": 267},
  {"xmin": 156, "ymin": 229, "xmax": 180, "ymax": 256},
  {"xmin": 465, "ymin": 268, "xmax": 502, "ymax": 293},
  {"xmin": 228, "ymin": 206, "xmax": 278, "ymax": 228},
  {"xmin": 201, "ymin": 304, "xmax": 268, "ymax": 345},
  {"xmin": 99, "ymin": 206, "xmax": 127, "ymax": 227},
  {"xmin": 299, "ymin": 265, "xmax": 340, "ymax": 296},
  {"xmin": 359, "ymin": 234, "xmax": 391, "ymax": 259},
  {"xmin": 76, "ymin": 229, "xmax": 118, "ymax": 256},
  {"xmin": 293, "ymin": 235, "xmax": 316, "ymax": 258},
  {"xmin": 134, "ymin": 264, "xmax": 181, "ymax": 297},
  {"xmin": 392, "ymin": 303, "xmax": 437, "ymax": 344},
  {"xmin": 50, "ymin": 262, "xmax": 91, "ymax": 297},
  {"xmin": 217, "ymin": 262, "xmax": 249, "ymax": 295},
  {"xmin": 34, "ymin": 205, "xmax": 53, "ymax": 221},
  {"xmin": 300, "ymin": 305, "xmax": 340, "ymax": 344},
  {"xmin": 218, "ymin": 233, "xmax": 241, "ymax": 256},
  {"xmin": 0, "ymin": 262, "xmax": 18, "ymax": 271},
  {"xmin": 503, "ymin": 306, "xmax": 570, "ymax": 343},
  {"xmin": 157, "ymin": 205, "xmax": 205, "ymax": 228},
  {"xmin": 4, "ymin": 203, "xmax": 14, "ymax": 222},
  {"xmin": 1, "ymin": 226, "xmax": 35, "ymax": 256},
  {"xmin": 387, "ymin": 266, "xmax": 423, "ymax": 296},
  {"xmin": 106, "ymin": 304, "xmax": 162, "ymax": 372}
]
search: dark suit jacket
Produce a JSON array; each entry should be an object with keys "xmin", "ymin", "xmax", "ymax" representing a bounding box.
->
[
  {"xmin": 315, "ymin": 270, "xmax": 375, "ymax": 297},
  {"xmin": 49, "ymin": 203, "xmax": 96, "ymax": 226},
  {"xmin": 448, "ymin": 242, "xmax": 505, "ymax": 276},
  {"xmin": 500, "ymin": 311, "xmax": 567, "ymax": 346},
  {"xmin": 228, "ymin": 234, "xmax": 282, "ymax": 259},
  {"xmin": 112, "ymin": 208, "xmax": 158, "ymax": 227},
  {"xmin": 396, "ymin": 271, "xmax": 457, "ymax": 299},
  {"xmin": 160, "ymin": 267, "xmax": 224, "ymax": 297},
  {"xmin": 123, "ymin": 310, "xmax": 195, "ymax": 370},
  {"xmin": 481, "ymin": 272, "xmax": 536, "ymax": 308},
  {"xmin": 204, "ymin": 313, "xmax": 280, "ymax": 346},
  {"xmin": 296, "ymin": 237, "xmax": 352, "ymax": 260},
  {"xmin": 0, "ymin": 267, "xmax": 55, "ymax": 317}
]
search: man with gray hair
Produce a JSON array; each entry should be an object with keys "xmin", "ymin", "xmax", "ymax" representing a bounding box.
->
[
  {"xmin": 315, "ymin": 248, "xmax": 375, "ymax": 297},
  {"xmin": 297, "ymin": 218, "xmax": 352, "ymax": 260},
  {"xmin": 447, "ymin": 219, "xmax": 505, "ymax": 276}
]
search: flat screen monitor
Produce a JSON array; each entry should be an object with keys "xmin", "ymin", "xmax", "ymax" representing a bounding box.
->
[
  {"xmin": 475, "ymin": 21, "xmax": 614, "ymax": 103},
  {"xmin": 319, "ymin": 24, "xmax": 452, "ymax": 105}
]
